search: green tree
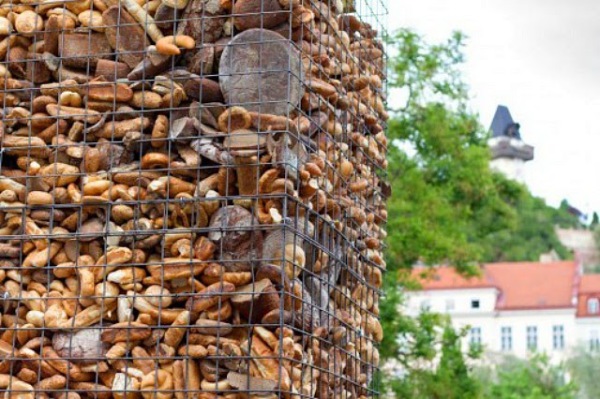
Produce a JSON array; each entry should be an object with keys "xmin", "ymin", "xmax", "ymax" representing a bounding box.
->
[
  {"xmin": 478, "ymin": 355, "xmax": 577, "ymax": 399},
  {"xmin": 478, "ymin": 192, "xmax": 579, "ymax": 262},
  {"xmin": 567, "ymin": 346, "xmax": 600, "ymax": 399},
  {"xmin": 385, "ymin": 30, "xmax": 518, "ymax": 274},
  {"xmin": 381, "ymin": 28, "xmax": 584, "ymax": 397},
  {"xmin": 382, "ymin": 28, "xmax": 522, "ymax": 363},
  {"xmin": 384, "ymin": 29, "xmax": 580, "ymax": 282},
  {"xmin": 384, "ymin": 313, "xmax": 482, "ymax": 399}
]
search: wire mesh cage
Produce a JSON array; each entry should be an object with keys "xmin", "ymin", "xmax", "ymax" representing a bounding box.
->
[{"xmin": 0, "ymin": 0, "xmax": 388, "ymax": 398}]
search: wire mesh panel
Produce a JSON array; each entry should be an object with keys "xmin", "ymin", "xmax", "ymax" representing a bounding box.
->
[{"xmin": 0, "ymin": 0, "xmax": 388, "ymax": 398}]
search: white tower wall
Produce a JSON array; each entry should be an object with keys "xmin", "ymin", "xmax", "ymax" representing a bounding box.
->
[
  {"xmin": 488, "ymin": 136, "xmax": 533, "ymax": 184},
  {"xmin": 490, "ymin": 157, "xmax": 526, "ymax": 183}
]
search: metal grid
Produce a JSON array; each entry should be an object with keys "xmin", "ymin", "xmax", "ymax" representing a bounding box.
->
[{"xmin": 0, "ymin": 0, "xmax": 388, "ymax": 398}]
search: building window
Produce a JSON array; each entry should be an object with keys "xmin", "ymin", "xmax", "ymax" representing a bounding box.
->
[
  {"xmin": 470, "ymin": 327, "xmax": 482, "ymax": 346},
  {"xmin": 553, "ymin": 325, "xmax": 565, "ymax": 350},
  {"xmin": 501, "ymin": 327, "xmax": 512, "ymax": 351},
  {"xmin": 471, "ymin": 299, "xmax": 480, "ymax": 309},
  {"xmin": 445, "ymin": 299, "xmax": 455, "ymax": 311},
  {"xmin": 588, "ymin": 298, "xmax": 599, "ymax": 314},
  {"xmin": 526, "ymin": 326, "xmax": 537, "ymax": 351},
  {"xmin": 590, "ymin": 330, "xmax": 600, "ymax": 351}
]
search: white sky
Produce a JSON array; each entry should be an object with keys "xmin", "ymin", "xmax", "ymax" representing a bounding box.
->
[{"xmin": 387, "ymin": 0, "xmax": 600, "ymax": 215}]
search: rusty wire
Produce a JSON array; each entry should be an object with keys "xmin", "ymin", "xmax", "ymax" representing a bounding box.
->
[{"xmin": 0, "ymin": 0, "xmax": 388, "ymax": 398}]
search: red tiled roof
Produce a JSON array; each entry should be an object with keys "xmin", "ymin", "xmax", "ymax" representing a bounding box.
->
[
  {"xmin": 411, "ymin": 266, "xmax": 492, "ymax": 290},
  {"xmin": 412, "ymin": 261, "xmax": 579, "ymax": 311},
  {"xmin": 486, "ymin": 261, "xmax": 577, "ymax": 310},
  {"xmin": 579, "ymin": 275, "xmax": 600, "ymax": 294}
]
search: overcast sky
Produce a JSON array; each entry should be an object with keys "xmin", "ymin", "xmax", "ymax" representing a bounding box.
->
[{"xmin": 387, "ymin": 0, "xmax": 600, "ymax": 215}]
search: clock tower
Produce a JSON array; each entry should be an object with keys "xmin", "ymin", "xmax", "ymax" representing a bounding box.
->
[{"xmin": 488, "ymin": 105, "xmax": 534, "ymax": 183}]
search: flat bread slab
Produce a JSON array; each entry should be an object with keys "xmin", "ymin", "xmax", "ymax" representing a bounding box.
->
[{"xmin": 219, "ymin": 29, "xmax": 303, "ymax": 116}]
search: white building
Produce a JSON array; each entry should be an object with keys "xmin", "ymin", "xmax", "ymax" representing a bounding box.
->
[{"xmin": 405, "ymin": 261, "xmax": 600, "ymax": 362}]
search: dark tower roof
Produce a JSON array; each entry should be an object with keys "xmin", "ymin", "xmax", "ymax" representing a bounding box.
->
[
  {"xmin": 489, "ymin": 105, "xmax": 533, "ymax": 161},
  {"xmin": 490, "ymin": 105, "xmax": 522, "ymax": 140}
]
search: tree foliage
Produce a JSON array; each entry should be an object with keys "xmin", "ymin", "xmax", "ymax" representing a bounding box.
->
[
  {"xmin": 567, "ymin": 346, "xmax": 600, "ymax": 399},
  {"xmin": 381, "ymin": 28, "xmax": 583, "ymax": 397},
  {"xmin": 382, "ymin": 28, "xmax": 519, "ymax": 361},
  {"xmin": 478, "ymin": 193, "xmax": 580, "ymax": 261},
  {"xmin": 386, "ymin": 29, "xmax": 518, "ymax": 273},
  {"xmin": 478, "ymin": 355, "xmax": 577, "ymax": 399},
  {"xmin": 385, "ymin": 29, "xmax": 579, "ymax": 277},
  {"xmin": 384, "ymin": 315, "xmax": 481, "ymax": 399}
]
